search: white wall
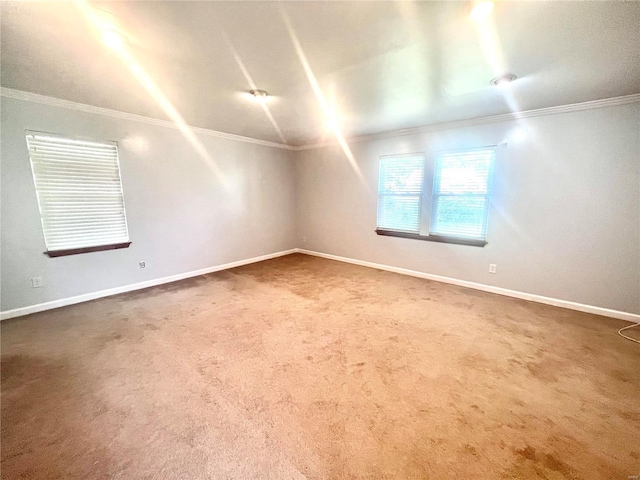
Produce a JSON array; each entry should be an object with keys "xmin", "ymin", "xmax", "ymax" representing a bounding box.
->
[
  {"xmin": 1, "ymin": 96, "xmax": 297, "ymax": 312},
  {"xmin": 3, "ymin": 96, "xmax": 639, "ymax": 317},
  {"xmin": 295, "ymin": 103, "xmax": 640, "ymax": 315}
]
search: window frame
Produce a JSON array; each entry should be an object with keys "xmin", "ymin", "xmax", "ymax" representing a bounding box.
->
[
  {"xmin": 429, "ymin": 146, "xmax": 496, "ymax": 242},
  {"xmin": 375, "ymin": 145, "xmax": 497, "ymax": 247},
  {"xmin": 26, "ymin": 130, "xmax": 132, "ymax": 257},
  {"xmin": 376, "ymin": 152, "xmax": 427, "ymax": 234}
]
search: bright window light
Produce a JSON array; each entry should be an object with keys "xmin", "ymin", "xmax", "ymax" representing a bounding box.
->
[
  {"xmin": 430, "ymin": 149, "xmax": 496, "ymax": 240},
  {"xmin": 377, "ymin": 154, "xmax": 425, "ymax": 233},
  {"xmin": 26, "ymin": 131, "xmax": 131, "ymax": 255}
]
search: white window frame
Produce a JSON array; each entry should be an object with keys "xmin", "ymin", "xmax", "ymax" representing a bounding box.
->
[
  {"xmin": 429, "ymin": 147, "xmax": 496, "ymax": 241},
  {"xmin": 376, "ymin": 146, "xmax": 497, "ymax": 247},
  {"xmin": 376, "ymin": 153, "xmax": 426, "ymax": 234},
  {"xmin": 26, "ymin": 130, "xmax": 131, "ymax": 257}
]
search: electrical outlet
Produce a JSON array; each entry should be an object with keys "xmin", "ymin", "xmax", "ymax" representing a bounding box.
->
[
  {"xmin": 302, "ymin": 236, "xmax": 307, "ymax": 243},
  {"xmin": 30, "ymin": 276, "xmax": 43, "ymax": 288},
  {"xmin": 489, "ymin": 264, "xmax": 497, "ymax": 274},
  {"xmin": 139, "ymin": 261, "xmax": 146, "ymax": 269}
]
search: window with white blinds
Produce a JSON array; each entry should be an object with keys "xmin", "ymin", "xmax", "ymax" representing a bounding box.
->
[
  {"xmin": 377, "ymin": 154, "xmax": 425, "ymax": 233},
  {"xmin": 430, "ymin": 149, "xmax": 495, "ymax": 240},
  {"xmin": 26, "ymin": 132, "xmax": 130, "ymax": 255}
]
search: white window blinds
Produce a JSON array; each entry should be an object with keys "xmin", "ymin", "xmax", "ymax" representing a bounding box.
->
[
  {"xmin": 377, "ymin": 154, "xmax": 425, "ymax": 233},
  {"xmin": 430, "ymin": 149, "xmax": 495, "ymax": 240},
  {"xmin": 26, "ymin": 132, "xmax": 130, "ymax": 253}
]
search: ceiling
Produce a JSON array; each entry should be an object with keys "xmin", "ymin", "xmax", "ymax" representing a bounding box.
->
[{"xmin": 2, "ymin": 1, "xmax": 640, "ymax": 146}]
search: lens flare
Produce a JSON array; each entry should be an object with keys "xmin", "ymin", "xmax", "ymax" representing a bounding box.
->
[
  {"xmin": 74, "ymin": 1, "xmax": 227, "ymax": 186},
  {"xmin": 280, "ymin": 7, "xmax": 365, "ymax": 185},
  {"xmin": 470, "ymin": 2, "xmax": 522, "ymax": 114},
  {"xmin": 102, "ymin": 29, "xmax": 124, "ymax": 49},
  {"xmin": 223, "ymin": 33, "xmax": 288, "ymax": 145},
  {"xmin": 471, "ymin": 2, "xmax": 494, "ymax": 21}
]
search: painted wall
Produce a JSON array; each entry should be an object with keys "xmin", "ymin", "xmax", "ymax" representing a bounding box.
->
[
  {"xmin": 295, "ymin": 103, "xmax": 640, "ymax": 315},
  {"xmin": 1, "ymin": 96, "xmax": 297, "ymax": 312},
  {"xmin": 3, "ymin": 96, "xmax": 639, "ymax": 316}
]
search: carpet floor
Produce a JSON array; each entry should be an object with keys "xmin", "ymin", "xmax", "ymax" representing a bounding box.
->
[{"xmin": 1, "ymin": 253, "xmax": 638, "ymax": 479}]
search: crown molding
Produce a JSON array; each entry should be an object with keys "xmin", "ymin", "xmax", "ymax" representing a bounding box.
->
[
  {"xmin": 292, "ymin": 92, "xmax": 640, "ymax": 151},
  {"xmin": 4, "ymin": 87, "xmax": 639, "ymax": 153},
  {"xmin": 0, "ymin": 87, "xmax": 295, "ymax": 151}
]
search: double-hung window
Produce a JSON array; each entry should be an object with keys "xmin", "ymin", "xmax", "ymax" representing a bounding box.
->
[
  {"xmin": 26, "ymin": 131, "xmax": 131, "ymax": 257},
  {"xmin": 430, "ymin": 149, "xmax": 495, "ymax": 241},
  {"xmin": 377, "ymin": 154, "xmax": 425, "ymax": 233},
  {"xmin": 376, "ymin": 148, "xmax": 496, "ymax": 246}
]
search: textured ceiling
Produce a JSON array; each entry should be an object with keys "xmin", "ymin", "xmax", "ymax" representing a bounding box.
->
[{"xmin": 2, "ymin": 1, "xmax": 640, "ymax": 146}]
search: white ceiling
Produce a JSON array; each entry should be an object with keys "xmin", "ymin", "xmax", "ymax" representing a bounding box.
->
[{"xmin": 2, "ymin": 1, "xmax": 640, "ymax": 146}]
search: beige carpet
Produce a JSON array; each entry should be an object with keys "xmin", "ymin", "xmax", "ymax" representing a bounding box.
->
[{"xmin": 1, "ymin": 253, "xmax": 638, "ymax": 479}]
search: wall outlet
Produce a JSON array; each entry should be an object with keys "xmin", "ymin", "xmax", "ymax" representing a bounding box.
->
[
  {"xmin": 302, "ymin": 236, "xmax": 307, "ymax": 243},
  {"xmin": 30, "ymin": 276, "xmax": 43, "ymax": 288},
  {"xmin": 489, "ymin": 264, "xmax": 497, "ymax": 274},
  {"xmin": 139, "ymin": 261, "xmax": 146, "ymax": 269}
]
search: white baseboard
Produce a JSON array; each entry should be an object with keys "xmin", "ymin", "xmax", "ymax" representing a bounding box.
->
[
  {"xmin": 4, "ymin": 247, "xmax": 638, "ymax": 324},
  {"xmin": 0, "ymin": 249, "xmax": 297, "ymax": 321},
  {"xmin": 296, "ymin": 249, "xmax": 640, "ymax": 323}
]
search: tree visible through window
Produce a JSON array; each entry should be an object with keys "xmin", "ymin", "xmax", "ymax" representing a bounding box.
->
[
  {"xmin": 430, "ymin": 149, "xmax": 495, "ymax": 240},
  {"xmin": 376, "ymin": 148, "xmax": 495, "ymax": 245}
]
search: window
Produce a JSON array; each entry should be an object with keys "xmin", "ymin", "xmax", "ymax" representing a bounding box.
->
[
  {"xmin": 376, "ymin": 148, "xmax": 495, "ymax": 246},
  {"xmin": 431, "ymin": 149, "xmax": 495, "ymax": 240},
  {"xmin": 26, "ymin": 131, "xmax": 131, "ymax": 257},
  {"xmin": 377, "ymin": 154, "xmax": 425, "ymax": 233}
]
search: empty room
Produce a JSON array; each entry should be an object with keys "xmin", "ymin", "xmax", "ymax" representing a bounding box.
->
[{"xmin": 1, "ymin": 1, "xmax": 639, "ymax": 478}]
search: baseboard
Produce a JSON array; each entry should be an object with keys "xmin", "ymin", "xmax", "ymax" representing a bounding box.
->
[
  {"xmin": 296, "ymin": 248, "xmax": 640, "ymax": 323},
  {"xmin": 4, "ymin": 247, "xmax": 638, "ymax": 323},
  {"xmin": 0, "ymin": 249, "xmax": 297, "ymax": 321}
]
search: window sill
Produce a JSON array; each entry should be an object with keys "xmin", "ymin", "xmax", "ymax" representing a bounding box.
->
[
  {"xmin": 375, "ymin": 229, "xmax": 486, "ymax": 247},
  {"xmin": 45, "ymin": 242, "xmax": 132, "ymax": 257}
]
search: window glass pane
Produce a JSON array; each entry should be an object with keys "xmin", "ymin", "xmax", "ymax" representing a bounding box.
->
[
  {"xmin": 378, "ymin": 196, "xmax": 421, "ymax": 232},
  {"xmin": 378, "ymin": 155, "xmax": 424, "ymax": 195},
  {"xmin": 434, "ymin": 151, "xmax": 493, "ymax": 194},
  {"xmin": 432, "ymin": 195, "xmax": 487, "ymax": 238}
]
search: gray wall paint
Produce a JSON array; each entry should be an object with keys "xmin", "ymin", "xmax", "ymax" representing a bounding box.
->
[
  {"xmin": 295, "ymin": 103, "xmax": 640, "ymax": 314},
  {"xmin": 1, "ymin": 97, "xmax": 297, "ymax": 312},
  {"xmin": 3, "ymin": 97, "xmax": 639, "ymax": 315}
]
